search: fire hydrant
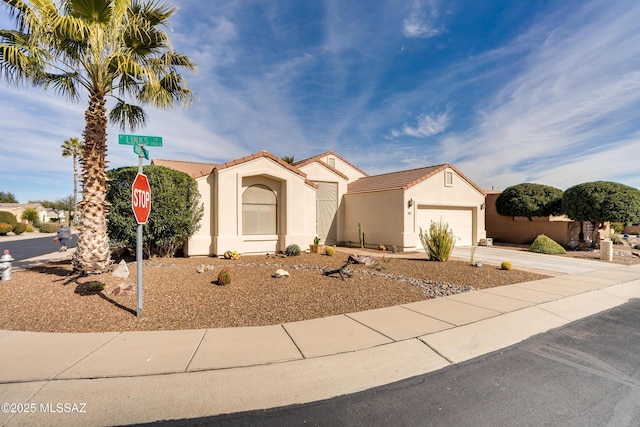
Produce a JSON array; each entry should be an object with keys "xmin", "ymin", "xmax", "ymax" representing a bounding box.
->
[{"xmin": 1, "ymin": 249, "xmax": 14, "ymax": 281}]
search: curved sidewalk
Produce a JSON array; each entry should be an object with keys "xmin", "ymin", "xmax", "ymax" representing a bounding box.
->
[{"xmin": 1, "ymin": 252, "xmax": 639, "ymax": 426}]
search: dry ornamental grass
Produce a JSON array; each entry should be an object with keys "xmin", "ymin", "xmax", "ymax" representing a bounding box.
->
[{"xmin": 0, "ymin": 251, "xmax": 553, "ymax": 333}]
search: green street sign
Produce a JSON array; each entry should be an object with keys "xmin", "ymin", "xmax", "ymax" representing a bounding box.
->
[
  {"xmin": 133, "ymin": 144, "xmax": 150, "ymax": 160},
  {"xmin": 118, "ymin": 134, "xmax": 163, "ymax": 147}
]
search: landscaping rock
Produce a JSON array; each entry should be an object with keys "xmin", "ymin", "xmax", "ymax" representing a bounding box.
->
[
  {"xmin": 112, "ymin": 260, "xmax": 130, "ymax": 278},
  {"xmin": 274, "ymin": 269, "xmax": 290, "ymax": 278}
]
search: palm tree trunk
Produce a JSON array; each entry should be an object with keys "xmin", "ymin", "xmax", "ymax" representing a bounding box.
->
[
  {"xmin": 73, "ymin": 153, "xmax": 78, "ymax": 225},
  {"xmin": 72, "ymin": 92, "xmax": 111, "ymax": 274}
]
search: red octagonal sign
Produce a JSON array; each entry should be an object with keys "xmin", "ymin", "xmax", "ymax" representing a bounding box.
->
[{"xmin": 132, "ymin": 173, "xmax": 151, "ymax": 224}]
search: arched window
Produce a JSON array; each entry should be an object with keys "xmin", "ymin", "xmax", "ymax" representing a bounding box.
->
[{"xmin": 242, "ymin": 184, "xmax": 277, "ymax": 235}]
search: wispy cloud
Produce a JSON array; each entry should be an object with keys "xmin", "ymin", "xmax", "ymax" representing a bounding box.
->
[
  {"xmin": 390, "ymin": 109, "xmax": 451, "ymax": 138},
  {"xmin": 403, "ymin": 0, "xmax": 443, "ymax": 39}
]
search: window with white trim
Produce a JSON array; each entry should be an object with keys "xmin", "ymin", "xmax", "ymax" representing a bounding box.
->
[{"xmin": 242, "ymin": 184, "xmax": 277, "ymax": 235}]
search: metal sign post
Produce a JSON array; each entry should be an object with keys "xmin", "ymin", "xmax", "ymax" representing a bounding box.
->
[
  {"xmin": 119, "ymin": 134, "xmax": 162, "ymax": 318},
  {"xmin": 136, "ymin": 156, "xmax": 144, "ymax": 317}
]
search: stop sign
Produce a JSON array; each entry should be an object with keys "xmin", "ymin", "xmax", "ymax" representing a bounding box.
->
[{"xmin": 132, "ymin": 173, "xmax": 151, "ymax": 224}]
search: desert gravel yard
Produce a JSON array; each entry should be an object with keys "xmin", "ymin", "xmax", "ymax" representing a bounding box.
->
[{"xmin": 0, "ymin": 250, "xmax": 552, "ymax": 333}]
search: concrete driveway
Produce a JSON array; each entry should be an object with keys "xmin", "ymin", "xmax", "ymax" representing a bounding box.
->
[{"xmin": 452, "ymin": 246, "xmax": 617, "ymax": 275}]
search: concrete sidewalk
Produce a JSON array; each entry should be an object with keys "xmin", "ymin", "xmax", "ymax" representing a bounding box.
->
[{"xmin": 1, "ymin": 251, "xmax": 639, "ymax": 426}]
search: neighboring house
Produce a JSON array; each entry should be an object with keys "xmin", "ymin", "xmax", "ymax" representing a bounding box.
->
[
  {"xmin": 0, "ymin": 203, "xmax": 47, "ymax": 223},
  {"xmin": 484, "ymin": 191, "xmax": 608, "ymax": 246},
  {"xmin": 153, "ymin": 152, "xmax": 486, "ymax": 256}
]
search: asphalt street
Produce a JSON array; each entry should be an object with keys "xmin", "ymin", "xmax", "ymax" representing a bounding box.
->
[
  {"xmin": 151, "ymin": 298, "xmax": 640, "ymax": 427},
  {"xmin": 0, "ymin": 232, "xmax": 76, "ymax": 262}
]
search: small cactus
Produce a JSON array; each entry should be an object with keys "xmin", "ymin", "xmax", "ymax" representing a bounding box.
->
[
  {"xmin": 500, "ymin": 261, "xmax": 512, "ymax": 271},
  {"xmin": 217, "ymin": 267, "xmax": 232, "ymax": 285}
]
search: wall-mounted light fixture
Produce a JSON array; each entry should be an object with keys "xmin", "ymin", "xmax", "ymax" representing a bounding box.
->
[
  {"xmin": 480, "ymin": 202, "xmax": 485, "ymax": 210},
  {"xmin": 408, "ymin": 198, "xmax": 414, "ymax": 208}
]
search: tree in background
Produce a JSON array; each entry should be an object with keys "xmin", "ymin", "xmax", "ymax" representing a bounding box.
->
[
  {"xmin": 562, "ymin": 181, "xmax": 640, "ymax": 243},
  {"xmin": 0, "ymin": 192, "xmax": 17, "ymax": 203},
  {"xmin": 106, "ymin": 166, "xmax": 203, "ymax": 258},
  {"xmin": 0, "ymin": 0, "xmax": 195, "ymax": 273},
  {"xmin": 282, "ymin": 155, "xmax": 295, "ymax": 164},
  {"xmin": 61, "ymin": 137, "xmax": 83, "ymax": 224},
  {"xmin": 495, "ymin": 183, "xmax": 564, "ymax": 220}
]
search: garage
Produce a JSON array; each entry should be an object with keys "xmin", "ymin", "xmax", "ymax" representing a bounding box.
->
[{"xmin": 416, "ymin": 207, "xmax": 473, "ymax": 247}]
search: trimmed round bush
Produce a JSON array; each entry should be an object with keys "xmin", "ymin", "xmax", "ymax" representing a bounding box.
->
[
  {"xmin": 284, "ymin": 244, "xmax": 301, "ymax": 256},
  {"xmin": 0, "ymin": 211, "xmax": 17, "ymax": 233},
  {"xmin": 529, "ymin": 235, "xmax": 566, "ymax": 254},
  {"xmin": 324, "ymin": 246, "xmax": 335, "ymax": 256},
  {"xmin": 13, "ymin": 223, "xmax": 27, "ymax": 234},
  {"xmin": 37, "ymin": 222, "xmax": 59, "ymax": 233},
  {"xmin": 0, "ymin": 223, "xmax": 13, "ymax": 235},
  {"xmin": 500, "ymin": 261, "xmax": 512, "ymax": 271}
]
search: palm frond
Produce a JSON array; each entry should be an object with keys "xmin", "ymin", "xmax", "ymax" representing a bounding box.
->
[{"xmin": 109, "ymin": 99, "xmax": 148, "ymax": 131}]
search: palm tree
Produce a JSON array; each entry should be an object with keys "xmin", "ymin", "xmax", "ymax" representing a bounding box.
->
[
  {"xmin": 282, "ymin": 155, "xmax": 295, "ymax": 164},
  {"xmin": 0, "ymin": 0, "xmax": 195, "ymax": 273},
  {"xmin": 61, "ymin": 137, "xmax": 83, "ymax": 225}
]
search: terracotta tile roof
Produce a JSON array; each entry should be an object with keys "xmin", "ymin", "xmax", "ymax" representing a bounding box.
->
[
  {"xmin": 154, "ymin": 151, "xmax": 318, "ymax": 189},
  {"xmin": 347, "ymin": 163, "xmax": 483, "ymax": 194},
  {"xmin": 294, "ymin": 151, "xmax": 369, "ymax": 177},
  {"xmin": 151, "ymin": 159, "xmax": 216, "ymax": 178}
]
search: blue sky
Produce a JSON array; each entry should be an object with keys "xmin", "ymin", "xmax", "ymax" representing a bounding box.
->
[{"xmin": 1, "ymin": 0, "xmax": 640, "ymax": 203}]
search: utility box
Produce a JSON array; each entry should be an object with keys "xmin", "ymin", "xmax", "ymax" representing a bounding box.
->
[
  {"xmin": 479, "ymin": 238, "xmax": 493, "ymax": 247},
  {"xmin": 600, "ymin": 239, "xmax": 613, "ymax": 262}
]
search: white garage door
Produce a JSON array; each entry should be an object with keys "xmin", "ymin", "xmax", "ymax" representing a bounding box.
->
[{"xmin": 416, "ymin": 208, "xmax": 473, "ymax": 247}]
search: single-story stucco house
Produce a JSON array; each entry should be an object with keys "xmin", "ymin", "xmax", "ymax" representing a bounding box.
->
[
  {"xmin": 153, "ymin": 151, "xmax": 486, "ymax": 256},
  {"xmin": 0, "ymin": 203, "xmax": 47, "ymax": 223}
]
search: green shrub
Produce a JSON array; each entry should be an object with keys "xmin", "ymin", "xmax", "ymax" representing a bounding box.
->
[
  {"xmin": 0, "ymin": 211, "xmax": 17, "ymax": 233},
  {"xmin": 284, "ymin": 244, "xmax": 301, "ymax": 256},
  {"xmin": 217, "ymin": 267, "xmax": 231, "ymax": 285},
  {"xmin": 13, "ymin": 223, "xmax": 27, "ymax": 234},
  {"xmin": 106, "ymin": 165, "xmax": 204, "ymax": 258},
  {"xmin": 419, "ymin": 219, "xmax": 456, "ymax": 262},
  {"xmin": 25, "ymin": 224, "xmax": 35, "ymax": 232},
  {"xmin": 324, "ymin": 246, "xmax": 335, "ymax": 256},
  {"xmin": 88, "ymin": 281, "xmax": 105, "ymax": 292},
  {"xmin": 529, "ymin": 235, "xmax": 566, "ymax": 254},
  {"xmin": 500, "ymin": 261, "xmax": 512, "ymax": 271},
  {"xmin": 0, "ymin": 223, "xmax": 13, "ymax": 235},
  {"xmin": 37, "ymin": 222, "xmax": 59, "ymax": 233},
  {"xmin": 634, "ymin": 244, "xmax": 640, "ymax": 250},
  {"xmin": 611, "ymin": 222, "xmax": 625, "ymax": 234},
  {"xmin": 610, "ymin": 234, "xmax": 623, "ymax": 245}
]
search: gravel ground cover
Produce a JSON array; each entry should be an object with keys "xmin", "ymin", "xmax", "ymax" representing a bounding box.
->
[{"xmin": 0, "ymin": 250, "xmax": 552, "ymax": 333}]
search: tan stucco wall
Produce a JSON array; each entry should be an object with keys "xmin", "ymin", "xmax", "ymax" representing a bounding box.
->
[
  {"xmin": 485, "ymin": 193, "xmax": 580, "ymax": 245},
  {"xmin": 344, "ymin": 190, "xmax": 404, "ymax": 249}
]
